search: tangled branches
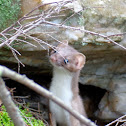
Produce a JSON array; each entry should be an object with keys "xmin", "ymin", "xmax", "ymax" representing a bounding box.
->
[{"xmin": 106, "ymin": 114, "xmax": 126, "ymax": 126}]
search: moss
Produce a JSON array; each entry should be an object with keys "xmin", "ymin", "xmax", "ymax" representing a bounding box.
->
[
  {"xmin": 0, "ymin": 0, "xmax": 21, "ymax": 31},
  {"xmin": 0, "ymin": 105, "xmax": 45, "ymax": 126}
]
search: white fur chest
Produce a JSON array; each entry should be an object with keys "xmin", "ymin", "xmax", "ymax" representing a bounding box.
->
[{"xmin": 49, "ymin": 68, "xmax": 73, "ymax": 125}]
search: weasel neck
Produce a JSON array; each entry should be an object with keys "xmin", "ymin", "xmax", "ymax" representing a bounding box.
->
[
  {"xmin": 53, "ymin": 67, "xmax": 72, "ymax": 78},
  {"xmin": 52, "ymin": 67, "xmax": 73, "ymax": 88},
  {"xmin": 51, "ymin": 67, "xmax": 80, "ymax": 96}
]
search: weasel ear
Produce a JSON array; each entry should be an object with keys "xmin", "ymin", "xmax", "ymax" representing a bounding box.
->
[{"xmin": 75, "ymin": 53, "xmax": 86, "ymax": 70}]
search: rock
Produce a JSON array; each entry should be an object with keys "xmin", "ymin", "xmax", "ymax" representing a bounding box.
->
[
  {"xmin": 95, "ymin": 77, "xmax": 126, "ymax": 119},
  {"xmin": 78, "ymin": 0, "xmax": 126, "ymax": 47},
  {"xmin": 1, "ymin": 0, "xmax": 126, "ymax": 122},
  {"xmin": 94, "ymin": 92, "xmax": 121, "ymax": 120},
  {"xmin": 79, "ymin": 47, "xmax": 126, "ymax": 120}
]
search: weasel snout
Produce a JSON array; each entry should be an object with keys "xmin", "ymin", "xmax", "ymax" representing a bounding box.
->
[{"xmin": 50, "ymin": 55, "xmax": 56, "ymax": 63}]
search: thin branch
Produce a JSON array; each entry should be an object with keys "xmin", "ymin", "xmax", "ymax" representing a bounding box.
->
[
  {"xmin": 7, "ymin": 44, "xmax": 21, "ymax": 56},
  {"xmin": 0, "ymin": 65, "xmax": 97, "ymax": 126},
  {"xmin": 0, "ymin": 78, "xmax": 25, "ymax": 126},
  {"xmin": 43, "ymin": 21, "xmax": 126, "ymax": 50},
  {"xmin": 106, "ymin": 115, "xmax": 126, "ymax": 126},
  {"xmin": 16, "ymin": 38, "xmax": 37, "ymax": 48},
  {"xmin": 0, "ymin": 0, "xmax": 125, "ymax": 52},
  {"xmin": 11, "ymin": 50, "xmax": 25, "ymax": 67},
  {"xmin": 107, "ymin": 32, "xmax": 126, "ymax": 37},
  {"xmin": 0, "ymin": 0, "xmax": 125, "ymax": 68},
  {"xmin": 24, "ymin": 34, "xmax": 67, "ymax": 60},
  {"xmin": 61, "ymin": 9, "xmax": 84, "ymax": 25}
]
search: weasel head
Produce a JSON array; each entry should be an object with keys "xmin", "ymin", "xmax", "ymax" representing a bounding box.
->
[{"xmin": 49, "ymin": 43, "xmax": 86, "ymax": 72}]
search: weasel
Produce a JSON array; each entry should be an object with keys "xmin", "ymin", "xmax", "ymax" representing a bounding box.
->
[{"xmin": 49, "ymin": 42, "xmax": 87, "ymax": 126}]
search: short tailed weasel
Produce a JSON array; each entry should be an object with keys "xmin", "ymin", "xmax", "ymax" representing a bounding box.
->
[{"xmin": 49, "ymin": 42, "xmax": 87, "ymax": 126}]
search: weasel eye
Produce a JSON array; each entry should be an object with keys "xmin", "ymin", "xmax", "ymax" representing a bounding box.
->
[
  {"xmin": 64, "ymin": 59, "xmax": 69, "ymax": 64},
  {"xmin": 54, "ymin": 50, "xmax": 57, "ymax": 53}
]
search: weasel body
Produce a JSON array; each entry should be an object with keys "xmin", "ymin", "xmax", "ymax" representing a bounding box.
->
[{"xmin": 49, "ymin": 43, "xmax": 87, "ymax": 126}]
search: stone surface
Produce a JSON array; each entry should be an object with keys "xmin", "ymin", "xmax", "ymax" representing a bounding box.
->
[{"xmin": 0, "ymin": 0, "xmax": 126, "ymax": 122}]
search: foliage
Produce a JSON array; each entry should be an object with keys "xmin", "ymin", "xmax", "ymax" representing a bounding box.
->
[
  {"xmin": 0, "ymin": 0, "xmax": 21, "ymax": 31},
  {"xmin": 0, "ymin": 105, "xmax": 45, "ymax": 126}
]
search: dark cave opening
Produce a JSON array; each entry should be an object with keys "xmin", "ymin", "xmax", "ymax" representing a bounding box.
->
[{"xmin": 79, "ymin": 84, "xmax": 106, "ymax": 118}]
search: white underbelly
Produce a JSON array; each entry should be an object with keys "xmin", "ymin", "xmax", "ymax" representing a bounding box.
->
[
  {"xmin": 49, "ymin": 83, "xmax": 73, "ymax": 124},
  {"xmin": 49, "ymin": 68, "xmax": 73, "ymax": 124}
]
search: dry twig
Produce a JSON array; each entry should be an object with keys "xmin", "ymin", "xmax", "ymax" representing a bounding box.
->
[{"xmin": 106, "ymin": 115, "xmax": 126, "ymax": 126}]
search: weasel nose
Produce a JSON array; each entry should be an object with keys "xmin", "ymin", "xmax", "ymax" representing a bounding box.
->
[{"xmin": 50, "ymin": 56, "xmax": 56, "ymax": 63}]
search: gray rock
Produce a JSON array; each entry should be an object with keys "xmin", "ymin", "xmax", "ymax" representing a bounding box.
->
[{"xmin": 1, "ymin": 0, "xmax": 126, "ymax": 121}]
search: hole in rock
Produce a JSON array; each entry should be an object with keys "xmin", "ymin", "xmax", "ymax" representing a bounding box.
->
[{"xmin": 79, "ymin": 84, "xmax": 107, "ymax": 124}]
